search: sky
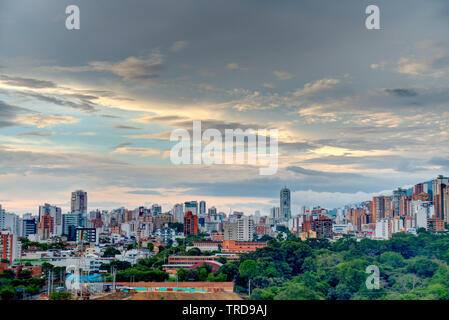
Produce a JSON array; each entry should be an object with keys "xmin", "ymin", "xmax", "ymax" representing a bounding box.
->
[{"xmin": 1, "ymin": 0, "xmax": 449, "ymax": 215}]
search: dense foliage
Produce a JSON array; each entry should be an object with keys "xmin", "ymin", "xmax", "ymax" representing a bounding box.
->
[{"xmin": 232, "ymin": 230, "xmax": 449, "ymax": 300}]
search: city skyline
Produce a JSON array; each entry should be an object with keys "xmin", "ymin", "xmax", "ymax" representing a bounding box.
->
[
  {"xmin": 2, "ymin": 0, "xmax": 449, "ymax": 214},
  {"xmin": 0, "ymin": 173, "xmax": 445, "ymax": 217}
]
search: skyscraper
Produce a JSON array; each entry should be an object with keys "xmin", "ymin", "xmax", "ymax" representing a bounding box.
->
[
  {"xmin": 432, "ymin": 175, "xmax": 449, "ymax": 221},
  {"xmin": 199, "ymin": 200, "xmax": 206, "ymax": 216},
  {"xmin": 184, "ymin": 201, "xmax": 198, "ymax": 215},
  {"xmin": 71, "ymin": 190, "xmax": 87, "ymax": 215},
  {"xmin": 280, "ymin": 187, "xmax": 291, "ymax": 222},
  {"xmin": 372, "ymin": 196, "xmax": 392, "ymax": 222},
  {"xmin": 183, "ymin": 211, "xmax": 198, "ymax": 236}
]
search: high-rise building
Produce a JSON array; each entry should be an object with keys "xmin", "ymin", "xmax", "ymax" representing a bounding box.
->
[
  {"xmin": 270, "ymin": 207, "xmax": 280, "ymax": 221},
  {"xmin": 183, "ymin": 211, "xmax": 198, "ymax": 236},
  {"xmin": 432, "ymin": 175, "xmax": 449, "ymax": 221},
  {"xmin": 63, "ymin": 213, "xmax": 83, "ymax": 241},
  {"xmin": 372, "ymin": 196, "xmax": 392, "ymax": 222},
  {"xmin": 173, "ymin": 204, "xmax": 184, "ymax": 223},
  {"xmin": 199, "ymin": 201, "xmax": 206, "ymax": 216},
  {"xmin": 0, "ymin": 207, "xmax": 20, "ymax": 235},
  {"xmin": 312, "ymin": 216, "xmax": 333, "ymax": 239},
  {"xmin": 224, "ymin": 216, "xmax": 255, "ymax": 241},
  {"xmin": 71, "ymin": 190, "xmax": 87, "ymax": 215},
  {"xmin": 392, "ymin": 188, "xmax": 407, "ymax": 216},
  {"xmin": 237, "ymin": 216, "xmax": 255, "ymax": 241},
  {"xmin": 21, "ymin": 219, "xmax": 37, "ymax": 238},
  {"xmin": 38, "ymin": 214, "xmax": 54, "ymax": 240},
  {"xmin": 208, "ymin": 206, "xmax": 217, "ymax": 216},
  {"xmin": 0, "ymin": 230, "xmax": 20, "ymax": 263},
  {"xmin": 184, "ymin": 201, "xmax": 198, "ymax": 215},
  {"xmin": 280, "ymin": 187, "xmax": 291, "ymax": 222},
  {"xmin": 38, "ymin": 203, "xmax": 62, "ymax": 235},
  {"xmin": 151, "ymin": 204, "xmax": 162, "ymax": 215}
]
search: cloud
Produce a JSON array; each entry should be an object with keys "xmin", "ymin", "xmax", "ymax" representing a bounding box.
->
[
  {"xmin": 126, "ymin": 189, "xmax": 162, "ymax": 195},
  {"xmin": 113, "ymin": 142, "xmax": 133, "ymax": 150},
  {"xmin": 227, "ymin": 63, "xmax": 242, "ymax": 70},
  {"xmin": 273, "ymin": 70, "xmax": 294, "ymax": 80},
  {"xmin": 384, "ymin": 88, "xmax": 418, "ymax": 97},
  {"xmin": 395, "ymin": 55, "xmax": 449, "ymax": 78},
  {"xmin": 113, "ymin": 125, "xmax": 141, "ymax": 130},
  {"xmin": 79, "ymin": 132, "xmax": 98, "ymax": 136},
  {"xmin": 293, "ymin": 78, "xmax": 340, "ymax": 97},
  {"xmin": 170, "ymin": 41, "xmax": 188, "ymax": 53},
  {"xmin": 48, "ymin": 52, "xmax": 165, "ymax": 81},
  {"xmin": 0, "ymin": 74, "xmax": 57, "ymax": 89},
  {"xmin": 16, "ymin": 114, "xmax": 78, "ymax": 128},
  {"xmin": 18, "ymin": 131, "xmax": 54, "ymax": 137},
  {"xmin": 112, "ymin": 147, "xmax": 162, "ymax": 157},
  {"xmin": 0, "ymin": 100, "xmax": 24, "ymax": 128}
]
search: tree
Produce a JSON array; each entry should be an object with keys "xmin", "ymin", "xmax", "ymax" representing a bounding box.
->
[
  {"xmin": 49, "ymin": 292, "xmax": 72, "ymax": 300},
  {"xmin": 407, "ymin": 257, "xmax": 438, "ymax": 277},
  {"xmin": 379, "ymin": 251, "xmax": 405, "ymax": 268},
  {"xmin": 0, "ymin": 286, "xmax": 15, "ymax": 300},
  {"xmin": 186, "ymin": 247, "xmax": 201, "ymax": 256},
  {"xmin": 147, "ymin": 242, "xmax": 155, "ymax": 252},
  {"xmin": 103, "ymin": 247, "xmax": 121, "ymax": 258},
  {"xmin": 274, "ymin": 283, "xmax": 324, "ymax": 300},
  {"xmin": 217, "ymin": 263, "xmax": 239, "ymax": 282},
  {"xmin": 239, "ymin": 260, "xmax": 259, "ymax": 279}
]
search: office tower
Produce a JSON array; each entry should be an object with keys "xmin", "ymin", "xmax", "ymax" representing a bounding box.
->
[
  {"xmin": 63, "ymin": 213, "xmax": 83, "ymax": 241},
  {"xmin": 152, "ymin": 204, "xmax": 162, "ymax": 215},
  {"xmin": 254, "ymin": 210, "xmax": 261, "ymax": 223},
  {"xmin": 208, "ymin": 206, "xmax": 217, "ymax": 216},
  {"xmin": 280, "ymin": 187, "xmax": 291, "ymax": 222},
  {"xmin": 38, "ymin": 214, "xmax": 54, "ymax": 240},
  {"xmin": 38, "ymin": 203, "xmax": 62, "ymax": 235},
  {"xmin": 199, "ymin": 200, "xmax": 206, "ymax": 215},
  {"xmin": 21, "ymin": 218, "xmax": 37, "ymax": 238},
  {"xmin": 183, "ymin": 211, "xmax": 198, "ymax": 236},
  {"xmin": 0, "ymin": 230, "xmax": 20, "ymax": 262},
  {"xmin": 372, "ymin": 196, "xmax": 392, "ymax": 222},
  {"xmin": 0, "ymin": 208, "xmax": 20, "ymax": 235},
  {"xmin": 444, "ymin": 186, "xmax": 449, "ymax": 225},
  {"xmin": 399, "ymin": 196, "xmax": 411, "ymax": 217},
  {"xmin": 173, "ymin": 204, "xmax": 184, "ymax": 222},
  {"xmin": 184, "ymin": 201, "xmax": 198, "ymax": 215},
  {"xmin": 71, "ymin": 190, "xmax": 87, "ymax": 215},
  {"xmin": 392, "ymin": 188, "xmax": 407, "ymax": 216},
  {"xmin": 270, "ymin": 207, "xmax": 280, "ymax": 221},
  {"xmin": 432, "ymin": 175, "xmax": 449, "ymax": 221}
]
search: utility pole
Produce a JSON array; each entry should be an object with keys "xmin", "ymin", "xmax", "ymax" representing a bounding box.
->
[{"xmin": 112, "ymin": 267, "xmax": 116, "ymax": 293}]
